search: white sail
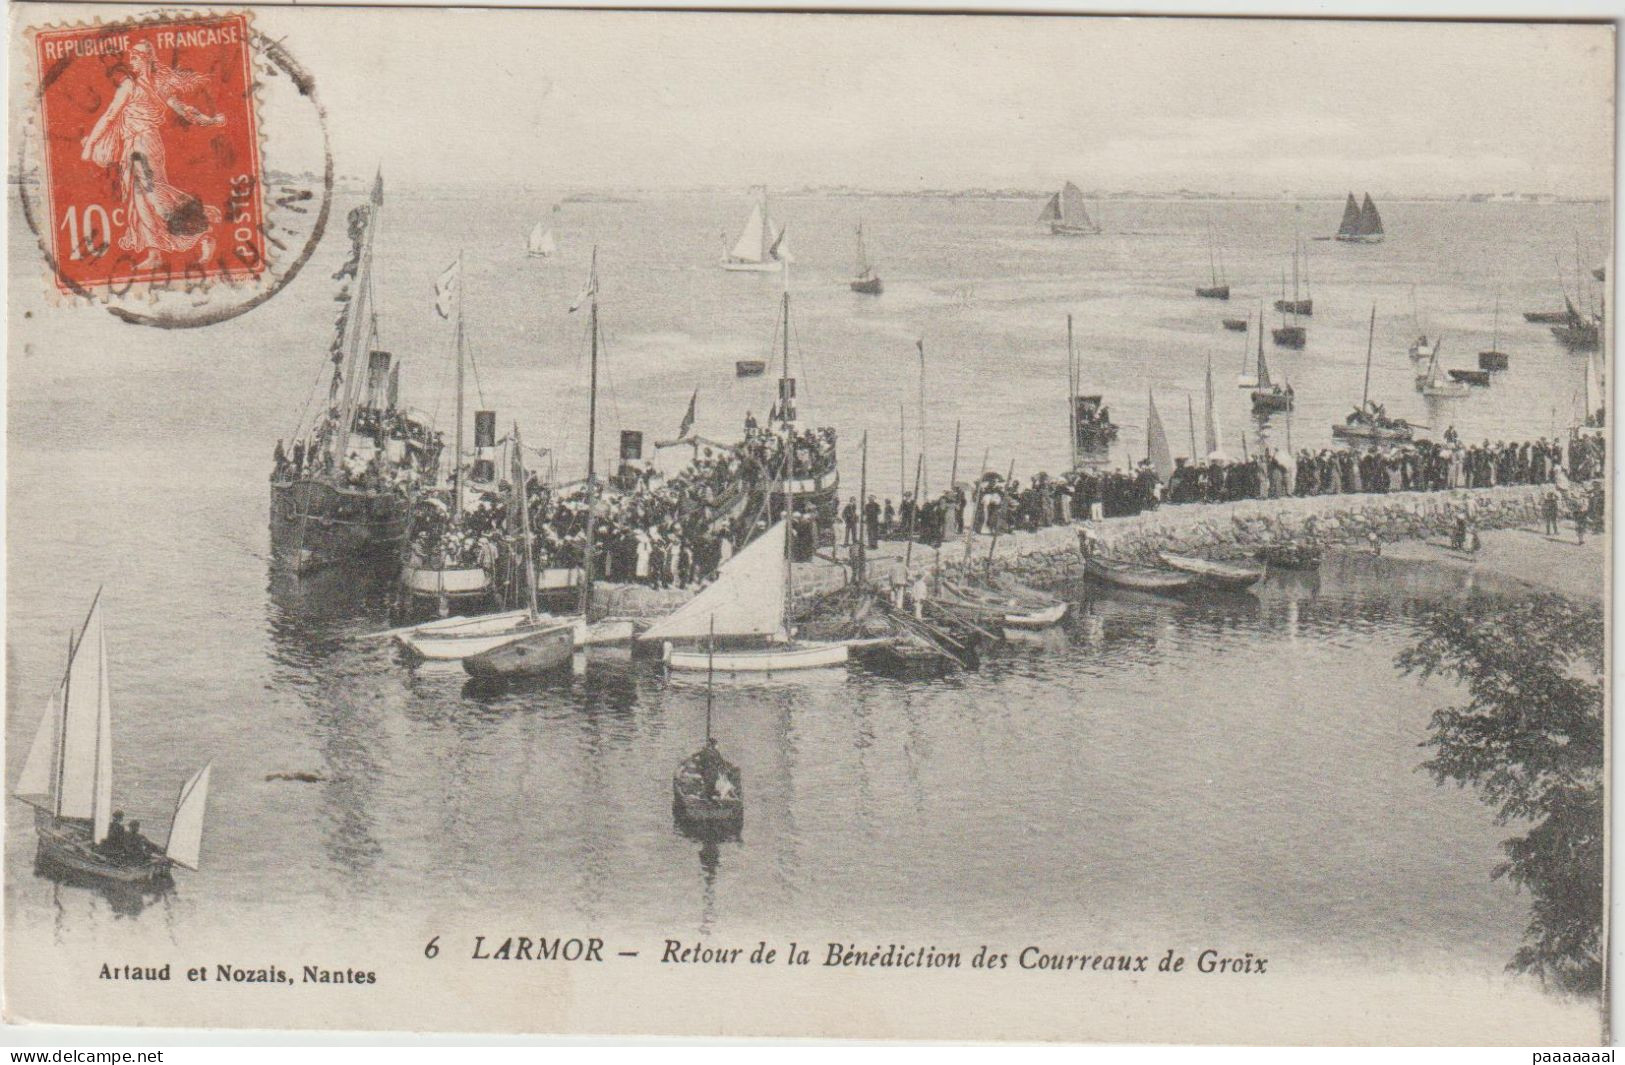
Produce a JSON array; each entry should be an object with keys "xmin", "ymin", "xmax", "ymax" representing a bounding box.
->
[
  {"xmin": 1203, "ymin": 357, "xmax": 1223, "ymax": 459},
  {"xmin": 527, "ymin": 223, "xmax": 556, "ymax": 257},
  {"xmin": 14, "ymin": 688, "xmax": 60, "ymax": 803},
  {"xmin": 93, "ymin": 622, "xmax": 112, "ymax": 843},
  {"xmin": 730, "ymin": 203, "xmax": 769, "ymax": 263},
  {"xmin": 164, "ymin": 763, "xmax": 212, "ymax": 871},
  {"xmin": 56, "ymin": 594, "xmax": 107, "ymax": 827},
  {"xmin": 643, "ymin": 520, "xmax": 787, "ymax": 641},
  {"xmin": 1146, "ymin": 391, "xmax": 1174, "ymax": 482}
]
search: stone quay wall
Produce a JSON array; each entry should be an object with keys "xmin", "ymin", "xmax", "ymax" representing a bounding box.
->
[{"xmin": 590, "ymin": 483, "xmax": 1555, "ymax": 615}]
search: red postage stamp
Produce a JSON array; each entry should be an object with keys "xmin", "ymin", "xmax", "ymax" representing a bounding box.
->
[{"xmin": 32, "ymin": 12, "xmax": 265, "ymax": 293}]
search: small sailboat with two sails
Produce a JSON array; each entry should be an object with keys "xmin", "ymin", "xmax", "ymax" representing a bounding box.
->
[
  {"xmin": 1332, "ymin": 192, "xmax": 1385, "ymax": 244},
  {"xmin": 1039, "ymin": 182, "xmax": 1101, "ymax": 236},
  {"xmin": 14, "ymin": 592, "xmax": 212, "ymax": 885}
]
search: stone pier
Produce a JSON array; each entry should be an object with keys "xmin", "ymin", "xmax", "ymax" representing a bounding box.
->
[{"xmin": 589, "ymin": 483, "xmax": 1560, "ymax": 616}]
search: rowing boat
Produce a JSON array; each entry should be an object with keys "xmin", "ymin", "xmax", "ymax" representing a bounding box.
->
[
  {"xmin": 1156, "ymin": 552, "xmax": 1267, "ymax": 591},
  {"xmin": 1082, "ymin": 555, "xmax": 1195, "ymax": 593}
]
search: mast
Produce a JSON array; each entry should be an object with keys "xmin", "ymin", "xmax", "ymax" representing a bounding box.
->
[
  {"xmin": 578, "ymin": 246, "xmax": 600, "ymax": 619},
  {"xmin": 1361, "ymin": 303, "xmax": 1377, "ymax": 410},
  {"xmin": 780, "ymin": 281, "xmax": 794, "ymax": 634},
  {"xmin": 1187, "ymin": 395, "xmax": 1198, "ymax": 460},
  {"xmin": 333, "ymin": 188, "xmax": 385, "ymax": 474},
  {"xmin": 917, "ymin": 339, "xmax": 928, "ymax": 498},
  {"xmin": 856, "ymin": 430, "xmax": 868, "ymax": 584},
  {"xmin": 1067, "ymin": 315, "xmax": 1079, "ymax": 470},
  {"xmin": 705, "ymin": 615, "xmax": 714, "ymax": 743},
  {"xmin": 453, "ymin": 250, "xmax": 465, "ymax": 519},
  {"xmin": 513, "ymin": 424, "xmax": 539, "ymax": 620},
  {"xmin": 1207, "ymin": 223, "xmax": 1217, "ymax": 286}
]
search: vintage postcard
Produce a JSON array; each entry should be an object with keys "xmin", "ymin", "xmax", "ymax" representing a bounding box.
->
[{"xmin": 3, "ymin": 3, "xmax": 1612, "ymax": 1044}]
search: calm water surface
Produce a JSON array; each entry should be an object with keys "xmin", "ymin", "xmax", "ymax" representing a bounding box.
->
[{"xmin": 5, "ymin": 190, "xmax": 1607, "ymax": 996}]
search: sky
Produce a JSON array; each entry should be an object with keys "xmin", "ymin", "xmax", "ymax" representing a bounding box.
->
[{"xmin": 16, "ymin": 5, "xmax": 1619, "ymax": 197}]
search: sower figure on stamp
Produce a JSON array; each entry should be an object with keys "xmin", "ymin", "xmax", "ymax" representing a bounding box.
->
[{"xmin": 79, "ymin": 41, "xmax": 226, "ymax": 271}]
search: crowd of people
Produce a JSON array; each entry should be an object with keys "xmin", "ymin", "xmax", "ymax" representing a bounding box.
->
[
  {"xmin": 272, "ymin": 406, "xmax": 443, "ymax": 492},
  {"xmin": 405, "ymin": 416, "xmax": 841, "ymax": 591},
  {"xmin": 835, "ymin": 429, "xmax": 1607, "ymax": 547}
]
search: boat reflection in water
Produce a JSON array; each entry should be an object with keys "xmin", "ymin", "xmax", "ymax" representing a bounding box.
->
[{"xmin": 34, "ymin": 856, "xmax": 174, "ymax": 918}]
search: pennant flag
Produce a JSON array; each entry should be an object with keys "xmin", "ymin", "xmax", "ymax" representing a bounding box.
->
[
  {"xmin": 677, "ymin": 388, "xmax": 698, "ymax": 439},
  {"xmin": 769, "ymin": 226, "xmax": 793, "ymax": 264},
  {"xmin": 433, "ymin": 258, "xmax": 460, "ymax": 319}
]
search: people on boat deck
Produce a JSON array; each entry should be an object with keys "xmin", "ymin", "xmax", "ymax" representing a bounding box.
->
[{"xmin": 98, "ymin": 810, "xmax": 151, "ymax": 861}]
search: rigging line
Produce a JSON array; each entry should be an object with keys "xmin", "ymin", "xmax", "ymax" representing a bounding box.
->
[
  {"xmin": 286, "ymin": 346, "xmax": 332, "ymax": 445},
  {"xmin": 594, "ymin": 312, "xmax": 624, "ymax": 446}
]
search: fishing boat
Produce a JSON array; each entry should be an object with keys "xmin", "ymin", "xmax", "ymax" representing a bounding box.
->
[
  {"xmin": 271, "ymin": 175, "xmax": 441, "ymax": 573},
  {"xmin": 1080, "ymin": 552, "xmax": 1195, "ymax": 594},
  {"xmin": 721, "ymin": 187, "xmax": 788, "ymax": 272},
  {"xmin": 1418, "ymin": 338, "xmax": 1472, "ymax": 398},
  {"xmin": 1066, "ymin": 315, "xmax": 1119, "ymax": 460},
  {"xmin": 1039, "ymin": 181, "xmax": 1100, "ymax": 236},
  {"xmin": 672, "ymin": 630, "xmax": 743, "ymax": 832},
  {"xmin": 1250, "ymin": 314, "xmax": 1294, "ymax": 412},
  {"xmin": 1222, "ymin": 318, "xmax": 1248, "ymax": 332},
  {"xmin": 1271, "ymin": 257, "xmax": 1307, "ymax": 349},
  {"xmin": 399, "ymin": 258, "xmax": 494, "ymax": 611},
  {"xmin": 1447, "ymin": 368, "xmax": 1491, "ymax": 387},
  {"xmin": 1334, "ymin": 305, "xmax": 1417, "ymax": 442},
  {"xmin": 1524, "ymin": 309, "xmax": 1572, "ymax": 324},
  {"xmin": 526, "ymin": 221, "xmax": 558, "ymax": 259},
  {"xmin": 1156, "ymin": 553, "xmax": 1267, "ymax": 591},
  {"xmin": 1552, "ymin": 315, "xmax": 1601, "ymax": 352},
  {"xmin": 648, "ymin": 287, "xmax": 848, "ymax": 674},
  {"xmin": 1235, "ymin": 311, "xmax": 1257, "ymax": 387},
  {"xmin": 1272, "ymin": 237, "xmax": 1313, "ymax": 317},
  {"xmin": 849, "ymin": 221, "xmax": 882, "ymax": 295},
  {"xmin": 1195, "ymin": 221, "xmax": 1229, "ymax": 300},
  {"xmin": 1333, "ymin": 192, "xmax": 1385, "ymax": 244},
  {"xmin": 735, "ymin": 360, "xmax": 766, "ymax": 377},
  {"xmin": 14, "ymin": 592, "xmax": 212, "ymax": 885},
  {"xmin": 1477, "ymin": 295, "xmax": 1509, "ymax": 371}
]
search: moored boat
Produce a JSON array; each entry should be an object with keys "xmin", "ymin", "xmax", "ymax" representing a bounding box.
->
[
  {"xmin": 1249, "ymin": 306, "xmax": 1294, "ymax": 412},
  {"xmin": 462, "ymin": 620, "xmax": 576, "ymax": 678},
  {"xmin": 736, "ymin": 360, "xmax": 766, "ymax": 377},
  {"xmin": 1222, "ymin": 318, "xmax": 1248, "ymax": 332},
  {"xmin": 849, "ymin": 221, "xmax": 882, "ymax": 295},
  {"xmin": 1157, "ymin": 552, "xmax": 1266, "ymax": 591},
  {"xmin": 1081, "ymin": 554, "xmax": 1196, "ymax": 593},
  {"xmin": 1448, "ymin": 368, "xmax": 1491, "ymax": 387}
]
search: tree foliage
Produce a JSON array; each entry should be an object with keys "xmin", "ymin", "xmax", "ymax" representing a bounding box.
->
[{"xmin": 1398, "ymin": 593, "xmax": 1605, "ymax": 996}]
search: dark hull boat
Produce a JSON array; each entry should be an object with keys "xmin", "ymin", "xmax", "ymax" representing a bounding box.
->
[
  {"xmin": 1156, "ymin": 553, "xmax": 1267, "ymax": 591},
  {"xmin": 1222, "ymin": 318, "xmax": 1248, "ymax": 332},
  {"xmin": 1273, "ymin": 298, "xmax": 1313, "ymax": 317},
  {"xmin": 1333, "ymin": 192, "xmax": 1385, "ymax": 243},
  {"xmin": 1552, "ymin": 320, "xmax": 1601, "ymax": 351},
  {"xmin": 1196, "ymin": 285, "xmax": 1230, "ymax": 300},
  {"xmin": 1332, "ymin": 421, "xmax": 1413, "ymax": 443},
  {"xmin": 849, "ymin": 275, "xmax": 882, "ymax": 295},
  {"xmin": 849, "ymin": 222, "xmax": 882, "ymax": 295},
  {"xmin": 1449, "ymin": 368, "xmax": 1491, "ymax": 386},
  {"xmin": 1524, "ymin": 310, "xmax": 1571, "ymax": 324},
  {"xmin": 1251, "ymin": 386, "xmax": 1294, "ymax": 412},
  {"xmin": 673, "ymin": 752, "xmax": 743, "ymax": 829},
  {"xmin": 1272, "ymin": 326, "xmax": 1306, "ymax": 349},
  {"xmin": 462, "ymin": 621, "xmax": 575, "ymax": 679},
  {"xmin": 1477, "ymin": 350, "xmax": 1509, "ymax": 371},
  {"xmin": 735, "ymin": 360, "xmax": 766, "ymax": 377},
  {"xmin": 35, "ymin": 812, "xmax": 172, "ymax": 885},
  {"xmin": 1040, "ymin": 182, "xmax": 1100, "ymax": 236},
  {"xmin": 271, "ymin": 478, "xmax": 411, "ymax": 574},
  {"xmin": 1082, "ymin": 553, "xmax": 1195, "ymax": 594}
]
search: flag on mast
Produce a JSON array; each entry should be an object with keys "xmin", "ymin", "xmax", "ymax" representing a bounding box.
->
[
  {"xmin": 433, "ymin": 258, "xmax": 460, "ymax": 319},
  {"xmin": 677, "ymin": 389, "xmax": 698, "ymax": 440}
]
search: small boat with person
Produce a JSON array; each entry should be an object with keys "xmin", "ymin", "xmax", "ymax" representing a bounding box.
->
[
  {"xmin": 673, "ymin": 622, "xmax": 744, "ymax": 832},
  {"xmin": 848, "ymin": 221, "xmax": 882, "ymax": 295},
  {"xmin": 1248, "ymin": 304, "xmax": 1294, "ymax": 412},
  {"xmin": 1334, "ymin": 306, "xmax": 1417, "ymax": 442},
  {"xmin": 14, "ymin": 591, "xmax": 212, "ymax": 886}
]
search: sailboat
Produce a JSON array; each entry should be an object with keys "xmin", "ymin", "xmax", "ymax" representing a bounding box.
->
[
  {"xmin": 14, "ymin": 592, "xmax": 211, "ymax": 884},
  {"xmin": 400, "ymin": 253, "xmax": 495, "ymax": 611},
  {"xmin": 849, "ymin": 221, "xmax": 882, "ymax": 295},
  {"xmin": 1273, "ymin": 237, "xmax": 1313, "ymax": 316},
  {"xmin": 1067, "ymin": 315, "xmax": 1120, "ymax": 462},
  {"xmin": 1039, "ymin": 181, "xmax": 1100, "ymax": 236},
  {"xmin": 1235, "ymin": 312, "xmax": 1258, "ymax": 387},
  {"xmin": 1334, "ymin": 192, "xmax": 1385, "ymax": 243},
  {"xmin": 646, "ymin": 287, "xmax": 848, "ymax": 673},
  {"xmin": 526, "ymin": 221, "xmax": 558, "ymax": 259},
  {"xmin": 1202, "ymin": 356, "xmax": 1225, "ymax": 460},
  {"xmin": 1250, "ymin": 309, "xmax": 1295, "ymax": 412},
  {"xmin": 672, "ymin": 620, "xmax": 744, "ymax": 831},
  {"xmin": 1478, "ymin": 294, "xmax": 1509, "ymax": 371},
  {"xmin": 1417, "ymin": 337, "xmax": 1472, "ymax": 398},
  {"xmin": 1271, "ymin": 263, "xmax": 1307, "ymax": 349},
  {"xmin": 721, "ymin": 188, "xmax": 788, "ymax": 272},
  {"xmin": 1333, "ymin": 305, "xmax": 1415, "ymax": 443},
  {"xmin": 1195, "ymin": 222, "xmax": 1230, "ymax": 300}
]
